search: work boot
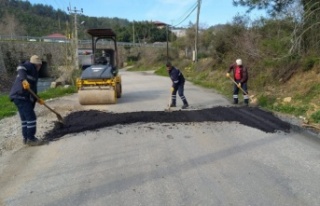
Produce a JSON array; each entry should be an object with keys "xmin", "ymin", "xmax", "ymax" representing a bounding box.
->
[
  {"xmin": 181, "ymin": 99, "xmax": 189, "ymax": 109},
  {"xmin": 181, "ymin": 104, "xmax": 189, "ymax": 109},
  {"xmin": 170, "ymin": 100, "xmax": 176, "ymax": 107},
  {"xmin": 233, "ymin": 98, "xmax": 238, "ymax": 104},
  {"xmin": 27, "ymin": 137, "xmax": 42, "ymax": 146},
  {"xmin": 23, "ymin": 137, "xmax": 27, "ymax": 145},
  {"xmin": 181, "ymin": 102, "xmax": 189, "ymax": 109},
  {"xmin": 169, "ymin": 103, "xmax": 176, "ymax": 107}
]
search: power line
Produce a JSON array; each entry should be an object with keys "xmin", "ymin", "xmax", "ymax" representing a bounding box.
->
[
  {"xmin": 173, "ymin": 1, "xmax": 198, "ymax": 24},
  {"xmin": 172, "ymin": 2, "xmax": 198, "ymax": 27}
]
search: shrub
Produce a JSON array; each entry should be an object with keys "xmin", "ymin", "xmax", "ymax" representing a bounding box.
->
[
  {"xmin": 0, "ymin": 95, "xmax": 16, "ymax": 119},
  {"xmin": 197, "ymin": 52, "xmax": 209, "ymax": 59},
  {"xmin": 310, "ymin": 110, "xmax": 320, "ymax": 123},
  {"xmin": 302, "ymin": 56, "xmax": 319, "ymax": 72},
  {"xmin": 154, "ymin": 65, "xmax": 167, "ymax": 76},
  {"xmin": 258, "ymin": 95, "xmax": 275, "ymax": 107},
  {"xmin": 272, "ymin": 104, "xmax": 308, "ymax": 116}
]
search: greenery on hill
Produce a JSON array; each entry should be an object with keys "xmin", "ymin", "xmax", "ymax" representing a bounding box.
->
[{"xmin": 0, "ymin": 0, "xmax": 171, "ymax": 43}]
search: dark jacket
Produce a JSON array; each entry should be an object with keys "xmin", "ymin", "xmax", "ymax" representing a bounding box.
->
[
  {"xmin": 227, "ymin": 63, "xmax": 248, "ymax": 83},
  {"xmin": 9, "ymin": 61, "xmax": 39, "ymax": 102},
  {"xmin": 168, "ymin": 66, "xmax": 185, "ymax": 88}
]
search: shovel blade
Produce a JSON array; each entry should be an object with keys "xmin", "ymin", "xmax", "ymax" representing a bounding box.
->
[{"xmin": 56, "ymin": 114, "xmax": 64, "ymax": 124}]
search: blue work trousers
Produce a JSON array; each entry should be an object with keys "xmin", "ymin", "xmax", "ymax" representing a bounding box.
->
[
  {"xmin": 13, "ymin": 99, "xmax": 37, "ymax": 139},
  {"xmin": 171, "ymin": 83, "xmax": 188, "ymax": 105},
  {"xmin": 233, "ymin": 81, "xmax": 249, "ymax": 104}
]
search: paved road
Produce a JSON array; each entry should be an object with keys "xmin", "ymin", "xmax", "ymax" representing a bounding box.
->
[{"xmin": 1, "ymin": 70, "xmax": 320, "ymax": 206}]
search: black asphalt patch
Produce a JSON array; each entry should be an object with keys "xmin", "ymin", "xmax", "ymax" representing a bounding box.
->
[{"xmin": 43, "ymin": 106, "xmax": 291, "ymax": 141}]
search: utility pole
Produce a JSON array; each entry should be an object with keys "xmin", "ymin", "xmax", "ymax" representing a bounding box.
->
[
  {"xmin": 132, "ymin": 21, "xmax": 135, "ymax": 44},
  {"xmin": 68, "ymin": 5, "xmax": 83, "ymax": 69},
  {"xmin": 194, "ymin": 0, "xmax": 201, "ymax": 64},
  {"xmin": 166, "ymin": 24, "xmax": 169, "ymax": 61}
]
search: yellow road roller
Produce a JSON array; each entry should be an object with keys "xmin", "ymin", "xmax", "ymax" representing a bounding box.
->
[{"xmin": 76, "ymin": 28, "xmax": 122, "ymax": 105}]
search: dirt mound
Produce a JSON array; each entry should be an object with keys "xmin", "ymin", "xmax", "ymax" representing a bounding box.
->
[{"xmin": 44, "ymin": 106, "xmax": 291, "ymax": 141}]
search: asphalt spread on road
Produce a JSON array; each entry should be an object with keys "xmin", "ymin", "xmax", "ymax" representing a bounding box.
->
[{"xmin": 43, "ymin": 106, "xmax": 291, "ymax": 141}]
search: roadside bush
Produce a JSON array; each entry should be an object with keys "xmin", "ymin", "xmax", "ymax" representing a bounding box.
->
[
  {"xmin": 197, "ymin": 52, "xmax": 209, "ymax": 59},
  {"xmin": 302, "ymin": 56, "xmax": 319, "ymax": 72},
  {"xmin": 272, "ymin": 104, "xmax": 309, "ymax": 116},
  {"xmin": 127, "ymin": 55, "xmax": 139, "ymax": 62},
  {"xmin": 311, "ymin": 110, "xmax": 320, "ymax": 123},
  {"xmin": 257, "ymin": 95, "xmax": 276, "ymax": 107},
  {"xmin": 300, "ymin": 84, "xmax": 320, "ymax": 104},
  {"xmin": 0, "ymin": 95, "xmax": 16, "ymax": 119},
  {"xmin": 154, "ymin": 65, "xmax": 167, "ymax": 76}
]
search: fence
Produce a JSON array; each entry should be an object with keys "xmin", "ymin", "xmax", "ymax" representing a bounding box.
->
[{"xmin": 0, "ymin": 35, "xmax": 167, "ymax": 48}]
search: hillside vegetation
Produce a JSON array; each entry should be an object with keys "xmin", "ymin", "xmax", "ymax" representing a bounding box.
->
[
  {"xmin": 131, "ymin": 7, "xmax": 320, "ymax": 125},
  {"xmin": 0, "ymin": 0, "xmax": 170, "ymax": 42},
  {"xmin": 0, "ymin": 0, "xmax": 319, "ymax": 126}
]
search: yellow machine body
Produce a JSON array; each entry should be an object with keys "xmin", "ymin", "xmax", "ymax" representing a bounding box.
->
[{"xmin": 76, "ymin": 76, "xmax": 122, "ymax": 105}]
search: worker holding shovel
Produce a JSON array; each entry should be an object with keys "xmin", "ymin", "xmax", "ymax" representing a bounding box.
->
[
  {"xmin": 166, "ymin": 62, "xmax": 189, "ymax": 109},
  {"xmin": 226, "ymin": 59, "xmax": 249, "ymax": 106},
  {"xmin": 9, "ymin": 55, "xmax": 44, "ymax": 146}
]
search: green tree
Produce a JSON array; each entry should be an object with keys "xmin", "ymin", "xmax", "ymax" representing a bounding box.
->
[
  {"xmin": 233, "ymin": 0, "xmax": 320, "ymax": 54},
  {"xmin": 232, "ymin": 0, "xmax": 295, "ymax": 14}
]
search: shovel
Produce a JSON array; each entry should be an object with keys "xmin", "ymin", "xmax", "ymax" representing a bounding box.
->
[
  {"xmin": 164, "ymin": 92, "xmax": 172, "ymax": 112},
  {"xmin": 164, "ymin": 88, "xmax": 173, "ymax": 112},
  {"xmin": 228, "ymin": 76, "xmax": 255, "ymax": 103},
  {"xmin": 27, "ymin": 88, "xmax": 64, "ymax": 124}
]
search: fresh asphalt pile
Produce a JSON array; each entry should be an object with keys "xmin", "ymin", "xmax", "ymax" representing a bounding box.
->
[{"xmin": 43, "ymin": 106, "xmax": 291, "ymax": 141}]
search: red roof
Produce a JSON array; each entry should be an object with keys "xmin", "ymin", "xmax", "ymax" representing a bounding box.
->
[{"xmin": 153, "ymin": 21, "xmax": 167, "ymax": 26}]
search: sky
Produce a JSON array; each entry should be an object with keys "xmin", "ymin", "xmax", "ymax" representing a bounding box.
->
[{"xmin": 26, "ymin": 0, "xmax": 267, "ymax": 27}]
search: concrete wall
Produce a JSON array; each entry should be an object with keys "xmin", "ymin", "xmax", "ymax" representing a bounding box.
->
[
  {"xmin": 0, "ymin": 41, "xmax": 161, "ymax": 78},
  {"xmin": 0, "ymin": 41, "xmax": 71, "ymax": 78}
]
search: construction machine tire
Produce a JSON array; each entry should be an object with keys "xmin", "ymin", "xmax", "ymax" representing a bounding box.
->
[
  {"xmin": 116, "ymin": 83, "xmax": 122, "ymax": 98},
  {"xmin": 78, "ymin": 89, "xmax": 116, "ymax": 105}
]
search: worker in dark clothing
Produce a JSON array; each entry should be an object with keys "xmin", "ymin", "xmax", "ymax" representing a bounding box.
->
[
  {"xmin": 9, "ymin": 55, "xmax": 44, "ymax": 146},
  {"xmin": 166, "ymin": 62, "xmax": 189, "ymax": 109},
  {"xmin": 226, "ymin": 58, "xmax": 249, "ymax": 105}
]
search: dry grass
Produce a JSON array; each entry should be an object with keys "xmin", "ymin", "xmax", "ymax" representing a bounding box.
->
[{"xmin": 251, "ymin": 68, "xmax": 320, "ymax": 124}]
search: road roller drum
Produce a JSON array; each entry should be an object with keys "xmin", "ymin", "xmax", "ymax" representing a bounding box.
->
[{"xmin": 78, "ymin": 88, "xmax": 116, "ymax": 105}]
